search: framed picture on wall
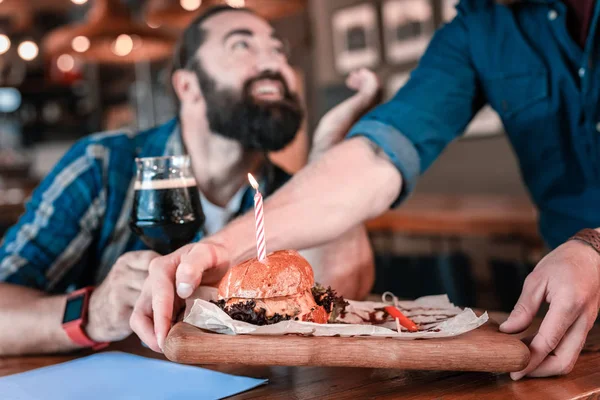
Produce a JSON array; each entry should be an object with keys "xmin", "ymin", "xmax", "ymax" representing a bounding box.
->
[
  {"xmin": 386, "ymin": 71, "xmax": 411, "ymax": 100},
  {"xmin": 382, "ymin": 0, "xmax": 435, "ymax": 65},
  {"xmin": 331, "ymin": 3, "xmax": 380, "ymax": 74}
]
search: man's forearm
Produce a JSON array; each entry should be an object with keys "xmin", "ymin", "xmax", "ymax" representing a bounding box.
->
[
  {"xmin": 309, "ymin": 91, "xmax": 378, "ymax": 163},
  {"xmin": 214, "ymin": 137, "xmax": 401, "ymax": 265},
  {"xmin": 0, "ymin": 283, "xmax": 80, "ymax": 355}
]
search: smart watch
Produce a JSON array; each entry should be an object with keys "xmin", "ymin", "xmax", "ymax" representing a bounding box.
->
[{"xmin": 61, "ymin": 286, "xmax": 109, "ymax": 350}]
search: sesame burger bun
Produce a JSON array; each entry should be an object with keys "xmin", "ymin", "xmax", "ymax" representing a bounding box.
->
[{"xmin": 218, "ymin": 250, "xmax": 315, "ymax": 300}]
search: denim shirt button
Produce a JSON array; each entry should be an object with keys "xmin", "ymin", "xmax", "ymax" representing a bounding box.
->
[
  {"xmin": 548, "ymin": 10, "xmax": 558, "ymax": 20},
  {"xmin": 596, "ymin": 122, "xmax": 600, "ymax": 133},
  {"xmin": 578, "ymin": 68, "xmax": 586, "ymax": 78}
]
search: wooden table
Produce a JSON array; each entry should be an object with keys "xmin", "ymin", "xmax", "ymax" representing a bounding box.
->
[
  {"xmin": 366, "ymin": 193, "xmax": 540, "ymax": 244},
  {"xmin": 1, "ymin": 313, "xmax": 598, "ymax": 399}
]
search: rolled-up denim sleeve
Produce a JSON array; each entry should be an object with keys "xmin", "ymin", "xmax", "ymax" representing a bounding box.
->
[{"xmin": 347, "ymin": 1, "xmax": 483, "ymax": 206}]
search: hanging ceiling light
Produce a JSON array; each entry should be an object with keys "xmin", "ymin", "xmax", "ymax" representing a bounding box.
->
[
  {"xmin": 146, "ymin": 0, "xmax": 217, "ymax": 33},
  {"xmin": 0, "ymin": 0, "xmax": 73, "ymax": 70},
  {"xmin": 226, "ymin": 0, "xmax": 245, "ymax": 7},
  {"xmin": 146, "ymin": 0, "xmax": 307, "ymax": 33},
  {"xmin": 0, "ymin": 34, "xmax": 11, "ymax": 55},
  {"xmin": 17, "ymin": 40, "xmax": 38, "ymax": 61},
  {"xmin": 0, "ymin": 0, "xmax": 73, "ymax": 31},
  {"xmin": 44, "ymin": 0, "xmax": 178, "ymax": 65},
  {"xmin": 244, "ymin": 0, "xmax": 307, "ymax": 20},
  {"xmin": 0, "ymin": 1, "xmax": 33, "ymax": 32},
  {"xmin": 180, "ymin": 0, "xmax": 202, "ymax": 11},
  {"xmin": 71, "ymin": 35, "xmax": 90, "ymax": 53},
  {"xmin": 56, "ymin": 53, "xmax": 75, "ymax": 72},
  {"xmin": 111, "ymin": 34, "xmax": 134, "ymax": 57}
]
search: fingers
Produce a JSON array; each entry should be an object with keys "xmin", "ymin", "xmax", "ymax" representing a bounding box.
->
[
  {"xmin": 131, "ymin": 242, "xmax": 228, "ymax": 352},
  {"xmin": 525, "ymin": 314, "xmax": 591, "ymax": 378},
  {"xmin": 126, "ymin": 268, "xmax": 149, "ymax": 291},
  {"xmin": 175, "ymin": 243, "xmax": 219, "ymax": 298},
  {"xmin": 499, "ymin": 274, "xmax": 546, "ymax": 334},
  {"xmin": 510, "ymin": 298, "xmax": 581, "ymax": 380},
  {"xmin": 130, "ymin": 281, "xmax": 161, "ymax": 352},
  {"xmin": 123, "ymin": 287, "xmax": 143, "ymax": 308},
  {"xmin": 345, "ymin": 68, "xmax": 380, "ymax": 94},
  {"xmin": 127, "ymin": 251, "xmax": 161, "ymax": 271},
  {"xmin": 346, "ymin": 70, "xmax": 361, "ymax": 90},
  {"xmin": 149, "ymin": 252, "xmax": 181, "ymax": 351}
]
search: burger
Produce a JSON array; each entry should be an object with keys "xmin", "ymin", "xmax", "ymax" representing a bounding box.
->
[{"xmin": 213, "ymin": 250, "xmax": 348, "ymax": 325}]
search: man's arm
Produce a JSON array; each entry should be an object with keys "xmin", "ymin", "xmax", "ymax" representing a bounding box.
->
[
  {"xmin": 221, "ymin": 137, "xmax": 400, "ymax": 265},
  {"xmin": 0, "ymin": 138, "xmax": 105, "ymax": 355},
  {"xmin": 0, "ymin": 284, "xmax": 78, "ymax": 355},
  {"xmin": 0, "ymin": 250, "xmax": 159, "ymax": 356},
  {"xmin": 309, "ymin": 68, "xmax": 380, "ymax": 162}
]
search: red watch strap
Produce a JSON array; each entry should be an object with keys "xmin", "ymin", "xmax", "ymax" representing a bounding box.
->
[
  {"xmin": 63, "ymin": 287, "xmax": 109, "ymax": 350},
  {"xmin": 64, "ymin": 324, "xmax": 108, "ymax": 350}
]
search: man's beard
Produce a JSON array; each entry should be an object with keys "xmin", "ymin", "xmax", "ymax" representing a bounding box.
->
[{"xmin": 193, "ymin": 62, "xmax": 304, "ymax": 152}]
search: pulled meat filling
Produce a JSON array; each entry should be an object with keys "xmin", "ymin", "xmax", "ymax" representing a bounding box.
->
[
  {"xmin": 213, "ymin": 299, "xmax": 292, "ymax": 325},
  {"xmin": 213, "ymin": 284, "xmax": 349, "ymax": 325}
]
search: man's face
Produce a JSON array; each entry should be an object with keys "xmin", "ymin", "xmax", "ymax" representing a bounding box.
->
[{"xmin": 186, "ymin": 11, "xmax": 304, "ymax": 151}]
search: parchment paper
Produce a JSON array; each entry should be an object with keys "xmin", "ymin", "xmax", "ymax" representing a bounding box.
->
[{"xmin": 183, "ymin": 287, "xmax": 488, "ymax": 339}]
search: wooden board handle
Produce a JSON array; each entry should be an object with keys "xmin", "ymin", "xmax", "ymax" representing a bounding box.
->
[{"xmin": 164, "ymin": 322, "xmax": 530, "ymax": 373}]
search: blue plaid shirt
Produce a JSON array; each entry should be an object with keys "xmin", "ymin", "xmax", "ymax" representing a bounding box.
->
[
  {"xmin": 348, "ymin": 0, "xmax": 600, "ymax": 249},
  {"xmin": 0, "ymin": 119, "xmax": 290, "ymax": 293}
]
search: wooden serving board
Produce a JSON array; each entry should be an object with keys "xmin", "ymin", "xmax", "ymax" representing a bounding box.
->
[{"xmin": 164, "ymin": 320, "xmax": 530, "ymax": 373}]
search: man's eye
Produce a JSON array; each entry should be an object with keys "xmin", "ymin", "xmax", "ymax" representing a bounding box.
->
[{"xmin": 232, "ymin": 40, "xmax": 250, "ymax": 51}]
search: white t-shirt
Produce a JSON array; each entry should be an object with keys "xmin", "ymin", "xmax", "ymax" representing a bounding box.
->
[{"xmin": 199, "ymin": 186, "xmax": 247, "ymax": 236}]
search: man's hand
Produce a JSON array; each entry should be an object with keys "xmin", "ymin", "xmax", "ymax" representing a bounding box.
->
[
  {"xmin": 345, "ymin": 67, "xmax": 381, "ymax": 102},
  {"xmin": 310, "ymin": 68, "xmax": 381, "ymax": 161},
  {"xmin": 130, "ymin": 242, "xmax": 231, "ymax": 352},
  {"xmin": 500, "ymin": 240, "xmax": 600, "ymax": 379},
  {"xmin": 86, "ymin": 250, "xmax": 160, "ymax": 343}
]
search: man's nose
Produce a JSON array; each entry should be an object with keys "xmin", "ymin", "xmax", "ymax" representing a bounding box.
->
[{"xmin": 255, "ymin": 49, "xmax": 282, "ymax": 73}]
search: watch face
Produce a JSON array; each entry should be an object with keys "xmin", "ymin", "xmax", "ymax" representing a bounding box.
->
[{"xmin": 63, "ymin": 294, "xmax": 85, "ymax": 324}]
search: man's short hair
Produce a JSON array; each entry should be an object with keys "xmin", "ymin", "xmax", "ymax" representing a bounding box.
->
[{"xmin": 172, "ymin": 5, "xmax": 255, "ymax": 72}]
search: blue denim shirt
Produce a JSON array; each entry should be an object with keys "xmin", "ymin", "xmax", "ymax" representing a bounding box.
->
[
  {"xmin": 0, "ymin": 119, "xmax": 290, "ymax": 292},
  {"xmin": 347, "ymin": 0, "xmax": 600, "ymax": 249}
]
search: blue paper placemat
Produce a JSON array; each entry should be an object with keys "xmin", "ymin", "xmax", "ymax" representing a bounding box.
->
[{"xmin": 0, "ymin": 352, "xmax": 267, "ymax": 400}]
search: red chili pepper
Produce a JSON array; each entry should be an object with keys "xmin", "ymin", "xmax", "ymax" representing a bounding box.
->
[{"xmin": 384, "ymin": 306, "xmax": 418, "ymax": 332}]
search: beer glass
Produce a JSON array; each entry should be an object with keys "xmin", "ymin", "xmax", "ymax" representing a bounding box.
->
[{"xmin": 130, "ymin": 155, "xmax": 205, "ymax": 255}]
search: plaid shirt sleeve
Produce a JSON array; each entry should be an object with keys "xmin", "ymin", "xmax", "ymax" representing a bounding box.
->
[{"xmin": 0, "ymin": 137, "xmax": 107, "ymax": 291}]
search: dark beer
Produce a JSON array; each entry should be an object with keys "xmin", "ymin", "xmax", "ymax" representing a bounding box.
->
[{"xmin": 130, "ymin": 178, "xmax": 205, "ymax": 255}]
